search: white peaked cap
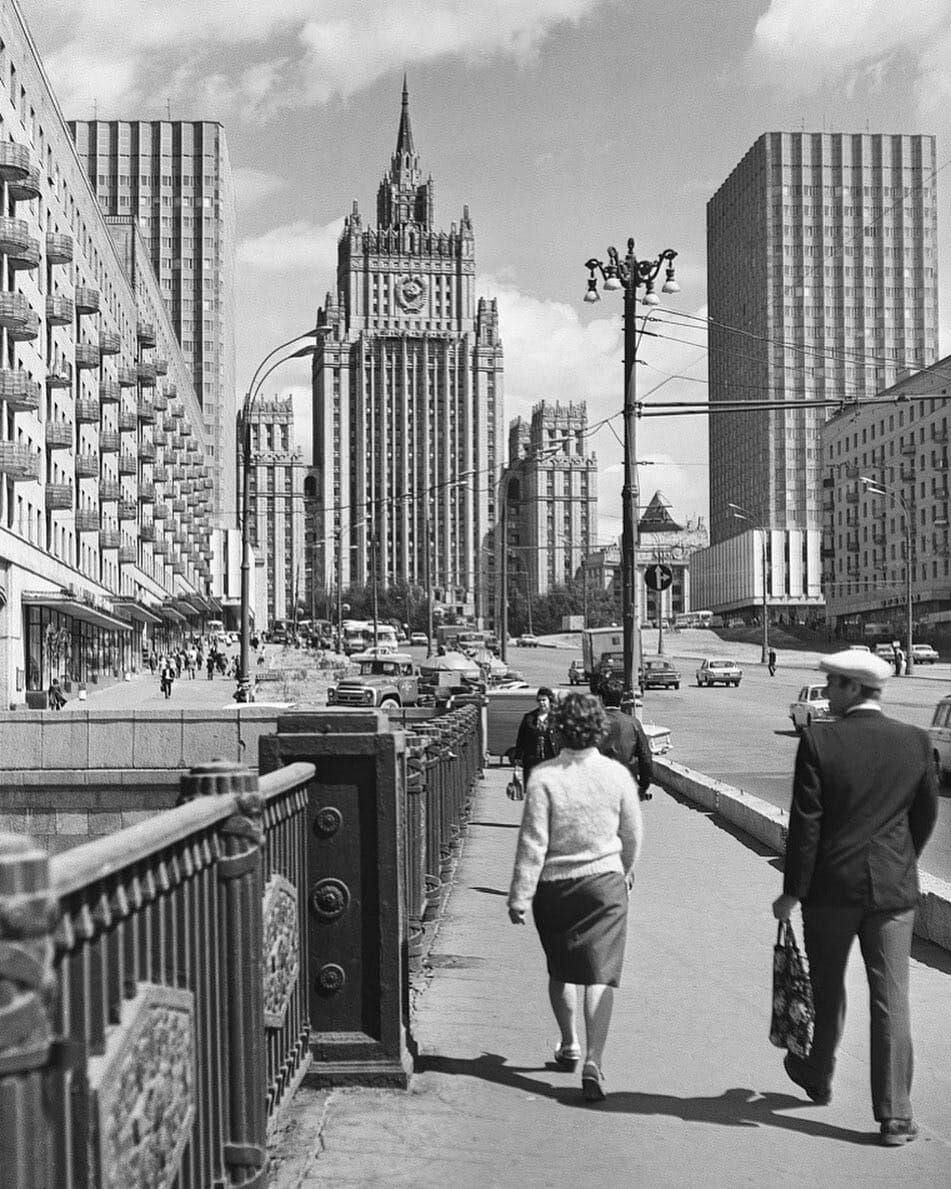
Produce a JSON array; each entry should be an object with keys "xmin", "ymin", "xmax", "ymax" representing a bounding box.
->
[{"xmin": 819, "ymin": 649, "xmax": 893, "ymax": 690}]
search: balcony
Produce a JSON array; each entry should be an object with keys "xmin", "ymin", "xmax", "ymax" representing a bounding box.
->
[
  {"xmin": 117, "ymin": 366, "xmax": 137, "ymax": 388},
  {"xmin": 45, "ymin": 361, "xmax": 72, "ymax": 389},
  {"xmin": 118, "ymin": 409, "xmax": 137, "ymax": 432},
  {"xmin": 933, "ymin": 427, "xmax": 949, "ymax": 444},
  {"xmin": 99, "ymin": 431, "xmax": 120, "ymax": 453},
  {"xmin": 75, "ymin": 453, "xmax": 99, "ymax": 479},
  {"xmin": 118, "ymin": 454, "xmax": 137, "ymax": 475},
  {"xmin": 45, "ymin": 421, "xmax": 72, "ymax": 449},
  {"xmin": 138, "ymin": 441, "xmax": 156, "ymax": 462},
  {"xmin": 153, "ymin": 391, "xmax": 168, "ymax": 412},
  {"xmin": 0, "ymin": 293, "xmax": 32, "ymax": 332},
  {"xmin": 9, "ymin": 167, "xmax": 40, "ymax": 202},
  {"xmin": 99, "ymin": 530, "xmax": 121, "ymax": 550},
  {"xmin": 152, "ymin": 429, "xmax": 167, "ymax": 447},
  {"xmin": 0, "ymin": 441, "xmax": 38, "ymax": 479},
  {"xmin": 172, "ymin": 498, "xmax": 186, "ymax": 513},
  {"xmin": 45, "ymin": 483, "xmax": 73, "ymax": 510},
  {"xmin": 137, "ymin": 320, "xmax": 156, "ymax": 347},
  {"xmin": 139, "ymin": 522, "xmax": 154, "ymax": 542},
  {"xmin": 845, "ymin": 489, "xmax": 859, "ymax": 503},
  {"xmin": 845, "ymin": 510, "xmax": 858, "ymax": 526},
  {"xmin": 820, "ymin": 546, "xmax": 835, "ymax": 559},
  {"xmin": 75, "ymin": 343, "xmax": 101, "ymax": 370},
  {"xmin": 118, "ymin": 544, "xmax": 137, "ymax": 564},
  {"xmin": 164, "ymin": 383, "xmax": 177, "ymax": 400},
  {"xmin": 75, "ymin": 509, "xmax": 99, "ymax": 532},
  {"xmin": 100, "ymin": 481, "xmax": 121, "ymax": 501},
  {"xmin": 46, "ymin": 294, "xmax": 73, "ymax": 324},
  {"xmin": 9, "ymin": 236, "xmax": 40, "ymax": 271},
  {"xmin": 118, "ymin": 499, "xmax": 137, "ymax": 520},
  {"xmin": 0, "ymin": 216, "xmax": 31, "ymax": 257},
  {"xmin": 845, "ymin": 534, "xmax": 860, "ymax": 552},
  {"xmin": 0, "ymin": 141, "xmax": 31, "ymax": 180},
  {"xmin": 900, "ymin": 442, "xmax": 916, "ymax": 456},
  {"xmin": 0, "ymin": 370, "xmax": 40, "ymax": 412},
  {"xmin": 46, "ymin": 232, "xmax": 73, "ymax": 265},
  {"xmin": 99, "ymin": 379, "xmax": 120, "ymax": 404},
  {"xmin": 137, "ymin": 361, "xmax": 156, "ymax": 386},
  {"xmin": 138, "ymin": 482, "xmax": 155, "ymax": 502},
  {"xmin": 171, "ymin": 560, "xmax": 185, "ymax": 575},
  {"xmin": 152, "ymin": 464, "xmax": 168, "ymax": 482},
  {"xmin": 137, "ymin": 398, "xmax": 155, "ymax": 422},
  {"xmin": 153, "ymin": 503, "xmax": 170, "ymax": 520},
  {"xmin": 873, "ymin": 531, "xmax": 887, "ymax": 546},
  {"xmin": 74, "ymin": 287, "xmax": 100, "ymax": 315},
  {"xmin": 99, "ymin": 329, "xmax": 121, "ymax": 355},
  {"xmin": 934, "ymin": 483, "xmax": 950, "ymax": 499},
  {"xmin": 152, "ymin": 538, "xmax": 168, "ymax": 555},
  {"xmin": 75, "ymin": 399, "xmax": 100, "ymax": 424},
  {"xmin": 153, "ymin": 356, "xmax": 168, "ymax": 375},
  {"xmin": 900, "ymin": 466, "xmax": 915, "ymax": 483},
  {"xmin": 846, "ymin": 560, "xmax": 861, "ymax": 576}
]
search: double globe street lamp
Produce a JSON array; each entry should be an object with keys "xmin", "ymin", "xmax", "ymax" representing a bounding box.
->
[
  {"xmin": 583, "ymin": 240, "xmax": 679, "ymax": 708},
  {"xmin": 860, "ymin": 476, "xmax": 915, "ymax": 676}
]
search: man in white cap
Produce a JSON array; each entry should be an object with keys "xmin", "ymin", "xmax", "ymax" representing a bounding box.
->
[{"xmin": 772, "ymin": 648, "xmax": 937, "ymax": 1146}]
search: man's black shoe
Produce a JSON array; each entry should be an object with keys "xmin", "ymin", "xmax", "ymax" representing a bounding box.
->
[
  {"xmin": 880, "ymin": 1119, "xmax": 918, "ymax": 1147},
  {"xmin": 783, "ymin": 1053, "xmax": 831, "ymax": 1105}
]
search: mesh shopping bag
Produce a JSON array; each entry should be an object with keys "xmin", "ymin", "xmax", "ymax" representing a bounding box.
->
[
  {"xmin": 506, "ymin": 772, "xmax": 524, "ymax": 801},
  {"xmin": 769, "ymin": 920, "xmax": 815, "ymax": 1059}
]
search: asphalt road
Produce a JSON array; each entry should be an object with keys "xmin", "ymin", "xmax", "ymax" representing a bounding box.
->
[{"xmin": 500, "ymin": 640, "xmax": 951, "ymax": 884}]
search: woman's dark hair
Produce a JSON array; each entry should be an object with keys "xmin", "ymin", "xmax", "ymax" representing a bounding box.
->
[
  {"xmin": 536, "ymin": 686, "xmax": 554, "ymax": 702},
  {"xmin": 554, "ymin": 691, "xmax": 606, "ymax": 750}
]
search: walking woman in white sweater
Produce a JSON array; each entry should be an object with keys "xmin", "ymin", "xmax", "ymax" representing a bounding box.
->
[{"xmin": 508, "ymin": 691, "xmax": 644, "ymax": 1101}]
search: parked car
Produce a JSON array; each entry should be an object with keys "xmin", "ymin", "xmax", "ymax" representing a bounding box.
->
[
  {"xmin": 639, "ymin": 659, "xmax": 681, "ymax": 690},
  {"xmin": 928, "ymin": 693, "xmax": 951, "ymax": 781},
  {"xmin": 567, "ymin": 658, "xmax": 587, "ymax": 685},
  {"xmin": 874, "ymin": 643, "xmax": 897, "ymax": 660},
  {"xmin": 789, "ymin": 683, "xmax": 834, "ymax": 733},
  {"xmin": 327, "ymin": 653, "xmax": 420, "ymax": 709},
  {"xmin": 516, "ymin": 633, "xmax": 539, "ymax": 647},
  {"xmin": 727, "ymin": 618, "xmax": 745, "ymax": 629},
  {"xmin": 913, "ymin": 642, "xmax": 939, "ymax": 664},
  {"xmin": 695, "ymin": 658, "xmax": 743, "ymax": 687},
  {"xmin": 409, "ymin": 632, "xmax": 429, "ymax": 648}
]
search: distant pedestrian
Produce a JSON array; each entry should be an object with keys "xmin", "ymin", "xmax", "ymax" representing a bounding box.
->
[
  {"xmin": 895, "ymin": 646, "xmax": 906, "ymax": 677},
  {"xmin": 160, "ymin": 658, "xmax": 175, "ymax": 699},
  {"xmin": 768, "ymin": 647, "xmax": 777, "ymax": 678},
  {"xmin": 508, "ymin": 691, "xmax": 643, "ymax": 1103},
  {"xmin": 47, "ymin": 677, "xmax": 66, "ymax": 710},
  {"xmin": 596, "ymin": 674, "xmax": 654, "ymax": 802},
  {"xmin": 206, "ymin": 652, "xmax": 215, "ymax": 680},
  {"xmin": 148, "ymin": 650, "xmax": 157, "ymax": 674},
  {"xmin": 774, "ymin": 649, "xmax": 937, "ymax": 1145}
]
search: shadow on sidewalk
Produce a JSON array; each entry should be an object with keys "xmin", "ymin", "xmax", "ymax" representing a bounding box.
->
[{"xmin": 416, "ymin": 1053, "xmax": 874, "ymax": 1145}]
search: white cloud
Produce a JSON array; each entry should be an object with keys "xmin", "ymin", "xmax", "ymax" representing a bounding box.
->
[
  {"xmin": 233, "ymin": 167, "xmax": 287, "ymax": 211},
  {"xmin": 237, "ymin": 218, "xmax": 343, "ymax": 272},
  {"xmin": 747, "ymin": 0, "xmax": 951, "ymax": 105},
  {"xmin": 25, "ymin": 0, "xmax": 608, "ymax": 117}
]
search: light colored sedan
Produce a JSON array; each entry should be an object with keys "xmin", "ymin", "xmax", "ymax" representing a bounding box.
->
[
  {"xmin": 696, "ymin": 658, "xmax": 742, "ymax": 687},
  {"xmin": 789, "ymin": 683, "xmax": 834, "ymax": 733}
]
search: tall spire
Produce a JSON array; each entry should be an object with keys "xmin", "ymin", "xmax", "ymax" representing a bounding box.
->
[{"xmin": 395, "ymin": 73, "xmax": 415, "ymax": 157}]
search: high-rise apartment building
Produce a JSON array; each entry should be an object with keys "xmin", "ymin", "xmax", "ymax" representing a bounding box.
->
[
  {"xmin": 0, "ymin": 1, "xmax": 216, "ymax": 706},
  {"xmin": 67, "ymin": 119, "xmax": 236, "ymax": 529},
  {"xmin": 695, "ymin": 132, "xmax": 938, "ymax": 618},
  {"xmin": 238, "ymin": 396, "xmax": 306, "ymax": 627},
  {"xmin": 502, "ymin": 401, "xmax": 597, "ymax": 599},
  {"xmin": 308, "ymin": 80, "xmax": 503, "ymax": 621}
]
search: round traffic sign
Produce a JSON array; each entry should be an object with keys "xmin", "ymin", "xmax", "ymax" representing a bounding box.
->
[{"xmin": 644, "ymin": 563, "xmax": 673, "ymax": 592}]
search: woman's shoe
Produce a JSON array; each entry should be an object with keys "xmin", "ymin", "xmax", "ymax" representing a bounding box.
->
[
  {"xmin": 582, "ymin": 1061, "xmax": 606, "ymax": 1102},
  {"xmin": 554, "ymin": 1042, "xmax": 581, "ymax": 1070}
]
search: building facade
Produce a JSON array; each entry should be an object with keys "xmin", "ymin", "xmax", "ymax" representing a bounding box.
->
[
  {"xmin": 238, "ymin": 395, "xmax": 306, "ymax": 628},
  {"xmin": 820, "ymin": 358, "xmax": 951, "ymax": 635},
  {"xmin": 68, "ymin": 117, "xmax": 236, "ymax": 529},
  {"xmin": 501, "ymin": 401, "xmax": 597, "ymax": 600},
  {"xmin": 700, "ymin": 131, "xmax": 938, "ymax": 614},
  {"xmin": 308, "ymin": 80, "xmax": 503, "ymax": 621},
  {"xmin": 0, "ymin": 1, "xmax": 216, "ymax": 705}
]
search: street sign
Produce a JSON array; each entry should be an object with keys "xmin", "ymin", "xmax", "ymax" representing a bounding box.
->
[{"xmin": 644, "ymin": 563, "xmax": 673, "ymax": 592}]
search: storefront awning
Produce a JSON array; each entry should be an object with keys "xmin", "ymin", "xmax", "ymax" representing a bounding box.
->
[
  {"xmin": 160, "ymin": 603, "xmax": 188, "ymax": 624},
  {"xmin": 113, "ymin": 597, "xmax": 163, "ymax": 626},
  {"xmin": 22, "ymin": 592, "xmax": 132, "ymax": 632}
]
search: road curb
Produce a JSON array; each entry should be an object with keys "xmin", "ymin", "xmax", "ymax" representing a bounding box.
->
[{"xmin": 654, "ymin": 756, "xmax": 951, "ymax": 953}]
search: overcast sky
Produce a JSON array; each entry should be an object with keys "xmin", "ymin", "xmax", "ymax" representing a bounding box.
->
[{"xmin": 25, "ymin": 0, "xmax": 951, "ymax": 543}]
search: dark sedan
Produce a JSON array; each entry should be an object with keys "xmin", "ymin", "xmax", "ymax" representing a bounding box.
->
[{"xmin": 639, "ymin": 659, "xmax": 681, "ymax": 690}]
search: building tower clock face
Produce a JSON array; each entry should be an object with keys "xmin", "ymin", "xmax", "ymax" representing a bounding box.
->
[{"xmin": 396, "ymin": 273, "xmax": 427, "ymax": 312}]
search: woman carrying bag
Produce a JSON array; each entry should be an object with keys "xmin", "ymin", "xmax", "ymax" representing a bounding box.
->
[
  {"xmin": 508, "ymin": 691, "xmax": 643, "ymax": 1102},
  {"xmin": 512, "ymin": 687, "xmax": 560, "ymax": 787}
]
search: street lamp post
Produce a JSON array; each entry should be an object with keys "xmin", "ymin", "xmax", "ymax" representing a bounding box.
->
[
  {"xmin": 728, "ymin": 502, "xmax": 770, "ymax": 665},
  {"xmin": 584, "ymin": 240, "xmax": 679, "ymax": 708},
  {"xmin": 860, "ymin": 477, "xmax": 915, "ymax": 675},
  {"xmin": 235, "ymin": 331, "xmax": 319, "ymax": 702}
]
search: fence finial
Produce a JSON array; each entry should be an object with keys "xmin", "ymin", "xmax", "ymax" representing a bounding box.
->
[{"xmin": 178, "ymin": 757, "xmax": 259, "ymax": 804}]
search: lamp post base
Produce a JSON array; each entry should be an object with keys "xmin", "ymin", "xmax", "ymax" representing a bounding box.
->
[{"xmin": 234, "ymin": 677, "xmax": 255, "ymax": 704}]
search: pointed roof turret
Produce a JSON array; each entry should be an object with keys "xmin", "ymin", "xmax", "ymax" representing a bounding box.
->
[
  {"xmin": 395, "ymin": 73, "xmax": 415, "ymax": 157},
  {"xmin": 638, "ymin": 490, "xmax": 683, "ymax": 534}
]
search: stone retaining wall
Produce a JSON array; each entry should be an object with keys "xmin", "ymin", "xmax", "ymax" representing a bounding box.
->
[{"xmin": 655, "ymin": 757, "xmax": 951, "ymax": 953}]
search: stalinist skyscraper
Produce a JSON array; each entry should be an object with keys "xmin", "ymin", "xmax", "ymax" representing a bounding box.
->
[{"xmin": 308, "ymin": 79, "xmax": 503, "ymax": 621}]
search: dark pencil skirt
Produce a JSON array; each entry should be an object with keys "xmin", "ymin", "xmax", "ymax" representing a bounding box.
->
[{"xmin": 532, "ymin": 871, "xmax": 628, "ymax": 987}]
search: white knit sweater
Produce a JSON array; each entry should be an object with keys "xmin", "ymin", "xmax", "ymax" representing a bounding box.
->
[{"xmin": 508, "ymin": 748, "xmax": 644, "ymax": 912}]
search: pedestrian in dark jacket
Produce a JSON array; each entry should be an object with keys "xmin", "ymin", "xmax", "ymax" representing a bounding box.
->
[
  {"xmin": 160, "ymin": 658, "xmax": 175, "ymax": 699},
  {"xmin": 773, "ymin": 649, "xmax": 937, "ymax": 1146},
  {"xmin": 768, "ymin": 647, "xmax": 777, "ymax": 677},
  {"xmin": 595, "ymin": 674, "xmax": 654, "ymax": 801},
  {"xmin": 513, "ymin": 687, "xmax": 561, "ymax": 783}
]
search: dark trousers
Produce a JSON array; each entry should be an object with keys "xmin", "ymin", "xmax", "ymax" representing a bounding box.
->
[{"xmin": 800, "ymin": 904, "xmax": 915, "ymax": 1120}]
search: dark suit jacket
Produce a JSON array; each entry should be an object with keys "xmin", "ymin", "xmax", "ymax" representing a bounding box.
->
[
  {"xmin": 784, "ymin": 709, "xmax": 938, "ymax": 909},
  {"xmin": 599, "ymin": 708, "xmax": 655, "ymax": 793}
]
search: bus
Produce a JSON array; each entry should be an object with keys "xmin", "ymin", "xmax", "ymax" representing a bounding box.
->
[
  {"xmin": 207, "ymin": 618, "xmax": 225, "ymax": 640},
  {"xmin": 341, "ymin": 620, "xmax": 399, "ymax": 655}
]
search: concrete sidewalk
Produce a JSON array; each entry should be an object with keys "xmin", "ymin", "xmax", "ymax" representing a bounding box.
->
[{"xmin": 270, "ymin": 768, "xmax": 951, "ymax": 1187}]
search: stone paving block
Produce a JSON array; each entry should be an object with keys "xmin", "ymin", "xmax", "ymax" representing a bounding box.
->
[
  {"xmin": 41, "ymin": 715, "xmax": 90, "ymax": 770},
  {"xmin": 181, "ymin": 712, "xmax": 239, "ymax": 767},
  {"xmin": 0, "ymin": 716, "xmax": 44, "ymax": 768},
  {"xmin": 87, "ymin": 714, "xmax": 133, "ymax": 768},
  {"xmin": 131, "ymin": 711, "xmax": 184, "ymax": 768},
  {"xmin": 54, "ymin": 812, "xmax": 88, "ymax": 835},
  {"xmin": 120, "ymin": 810, "xmax": 157, "ymax": 828},
  {"xmin": 88, "ymin": 812, "xmax": 122, "ymax": 835},
  {"xmin": 0, "ymin": 812, "xmax": 30, "ymax": 833}
]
